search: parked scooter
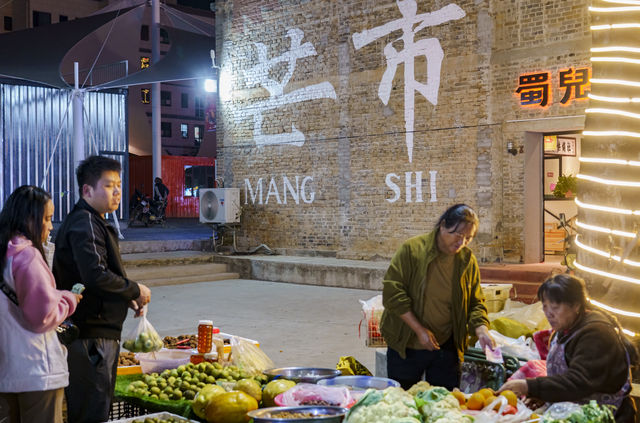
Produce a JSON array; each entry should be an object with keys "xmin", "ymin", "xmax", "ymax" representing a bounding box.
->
[{"xmin": 129, "ymin": 189, "xmax": 166, "ymax": 227}]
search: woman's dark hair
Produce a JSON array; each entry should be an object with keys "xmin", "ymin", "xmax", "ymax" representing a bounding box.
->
[
  {"xmin": 537, "ymin": 273, "xmax": 588, "ymax": 312},
  {"xmin": 539, "ymin": 273, "xmax": 639, "ymax": 365},
  {"xmin": 435, "ymin": 203, "xmax": 479, "ymax": 234},
  {"xmin": 0, "ymin": 185, "xmax": 51, "ymax": 281}
]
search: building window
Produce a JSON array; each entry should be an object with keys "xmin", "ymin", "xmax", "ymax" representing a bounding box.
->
[
  {"xmin": 161, "ymin": 122, "xmax": 172, "ymax": 138},
  {"xmin": 194, "ymin": 125, "xmax": 204, "ymax": 143},
  {"xmin": 195, "ymin": 96, "xmax": 205, "ymax": 119},
  {"xmin": 140, "ymin": 25, "xmax": 149, "ymax": 41},
  {"xmin": 181, "ymin": 93, "xmax": 188, "ymax": 108},
  {"xmin": 161, "ymin": 91, "xmax": 171, "ymax": 106},
  {"xmin": 181, "ymin": 124, "xmax": 188, "ymax": 138},
  {"xmin": 160, "ymin": 28, "xmax": 170, "ymax": 44},
  {"xmin": 4, "ymin": 16, "xmax": 12, "ymax": 31},
  {"xmin": 184, "ymin": 165, "xmax": 214, "ymax": 197},
  {"xmin": 33, "ymin": 11, "xmax": 51, "ymax": 27},
  {"xmin": 141, "ymin": 88, "xmax": 150, "ymax": 104},
  {"xmin": 140, "ymin": 57, "xmax": 150, "ymax": 69},
  {"xmin": 59, "ymin": 15, "xmax": 68, "ymax": 22}
]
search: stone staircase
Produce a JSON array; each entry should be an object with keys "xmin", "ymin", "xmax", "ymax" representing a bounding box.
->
[
  {"xmin": 479, "ymin": 262, "xmax": 564, "ymax": 304},
  {"xmin": 121, "ymin": 241, "xmax": 239, "ymax": 287}
]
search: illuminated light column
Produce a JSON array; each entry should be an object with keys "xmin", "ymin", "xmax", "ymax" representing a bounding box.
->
[{"xmin": 578, "ymin": 0, "xmax": 640, "ymax": 335}]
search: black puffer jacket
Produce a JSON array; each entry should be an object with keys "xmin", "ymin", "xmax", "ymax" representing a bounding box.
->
[{"xmin": 53, "ymin": 199, "xmax": 140, "ymax": 340}]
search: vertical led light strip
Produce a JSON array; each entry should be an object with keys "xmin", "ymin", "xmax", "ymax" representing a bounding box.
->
[{"xmin": 581, "ymin": 0, "xmax": 640, "ymax": 336}]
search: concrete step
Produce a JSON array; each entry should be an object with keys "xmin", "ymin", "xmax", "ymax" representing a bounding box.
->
[
  {"xmin": 140, "ymin": 272, "xmax": 240, "ymax": 287},
  {"xmin": 120, "ymin": 239, "xmax": 210, "ymax": 254},
  {"xmin": 122, "ymin": 251, "xmax": 214, "ymax": 267},
  {"xmin": 125, "ymin": 262, "xmax": 229, "ymax": 280},
  {"xmin": 479, "ymin": 266, "xmax": 554, "ymax": 283}
]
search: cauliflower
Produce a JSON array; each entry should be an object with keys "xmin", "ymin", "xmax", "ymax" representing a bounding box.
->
[
  {"xmin": 415, "ymin": 387, "xmax": 473, "ymax": 423},
  {"xmin": 345, "ymin": 387, "xmax": 422, "ymax": 423}
]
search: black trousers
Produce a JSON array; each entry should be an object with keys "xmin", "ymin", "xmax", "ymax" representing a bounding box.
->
[
  {"xmin": 65, "ymin": 338, "xmax": 119, "ymax": 423},
  {"xmin": 387, "ymin": 337, "xmax": 460, "ymax": 391}
]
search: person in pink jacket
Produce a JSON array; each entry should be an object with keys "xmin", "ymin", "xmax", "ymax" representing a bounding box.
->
[{"xmin": 0, "ymin": 186, "xmax": 81, "ymax": 423}]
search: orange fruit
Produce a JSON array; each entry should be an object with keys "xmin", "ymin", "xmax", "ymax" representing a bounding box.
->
[
  {"xmin": 530, "ymin": 413, "xmax": 539, "ymax": 420},
  {"xmin": 467, "ymin": 392, "xmax": 485, "ymax": 411},
  {"xmin": 500, "ymin": 390, "xmax": 518, "ymax": 408},
  {"xmin": 483, "ymin": 394, "xmax": 499, "ymax": 410},
  {"xmin": 478, "ymin": 388, "xmax": 494, "ymax": 399},
  {"xmin": 451, "ymin": 390, "xmax": 466, "ymax": 406}
]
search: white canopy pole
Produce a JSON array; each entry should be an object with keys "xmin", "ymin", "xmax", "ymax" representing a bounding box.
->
[
  {"xmin": 73, "ymin": 62, "xmax": 85, "ymax": 203},
  {"xmin": 151, "ymin": 0, "xmax": 161, "ymax": 180}
]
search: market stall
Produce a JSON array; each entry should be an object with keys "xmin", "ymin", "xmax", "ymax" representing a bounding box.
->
[{"xmin": 107, "ymin": 295, "xmax": 622, "ymax": 423}]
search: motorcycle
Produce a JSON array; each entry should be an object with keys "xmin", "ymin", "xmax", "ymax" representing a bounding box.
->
[{"xmin": 129, "ymin": 189, "xmax": 166, "ymax": 227}]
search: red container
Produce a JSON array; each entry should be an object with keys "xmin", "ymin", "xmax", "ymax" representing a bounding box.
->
[{"xmin": 128, "ymin": 155, "xmax": 216, "ymax": 218}]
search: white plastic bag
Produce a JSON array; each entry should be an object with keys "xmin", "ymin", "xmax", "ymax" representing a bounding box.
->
[
  {"xmin": 359, "ymin": 295, "xmax": 386, "ymax": 347},
  {"xmin": 472, "ymin": 395, "xmax": 533, "ymax": 423},
  {"xmin": 231, "ymin": 336, "xmax": 274, "ymax": 376},
  {"xmin": 488, "ymin": 300, "xmax": 550, "ymax": 332},
  {"xmin": 121, "ymin": 306, "xmax": 164, "ymax": 353},
  {"xmin": 475, "ymin": 329, "xmax": 540, "ymax": 361},
  {"xmin": 275, "ymin": 383, "xmax": 354, "ymax": 408}
]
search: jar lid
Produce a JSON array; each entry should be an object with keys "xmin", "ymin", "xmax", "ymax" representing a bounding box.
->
[
  {"xmin": 198, "ymin": 320, "xmax": 213, "ymax": 325},
  {"xmin": 191, "ymin": 351, "xmax": 204, "ymax": 356},
  {"xmin": 204, "ymin": 352, "xmax": 217, "ymax": 359},
  {"xmin": 212, "ymin": 327, "xmax": 220, "ymax": 334}
]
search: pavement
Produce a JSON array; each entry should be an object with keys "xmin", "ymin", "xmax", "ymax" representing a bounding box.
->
[{"xmin": 122, "ymin": 278, "xmax": 381, "ymax": 373}]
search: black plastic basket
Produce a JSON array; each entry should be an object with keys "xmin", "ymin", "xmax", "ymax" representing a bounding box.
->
[
  {"xmin": 461, "ymin": 347, "xmax": 522, "ymax": 392},
  {"xmin": 108, "ymin": 400, "xmax": 147, "ymax": 421}
]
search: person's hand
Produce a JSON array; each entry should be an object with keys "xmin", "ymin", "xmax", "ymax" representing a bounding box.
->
[
  {"xmin": 476, "ymin": 325, "xmax": 496, "ymax": 350},
  {"xmin": 134, "ymin": 283, "xmax": 151, "ymax": 309},
  {"xmin": 498, "ymin": 379, "xmax": 528, "ymax": 397},
  {"xmin": 74, "ymin": 294, "xmax": 83, "ymax": 303},
  {"xmin": 415, "ymin": 326, "xmax": 440, "ymax": 351},
  {"xmin": 129, "ymin": 300, "xmax": 145, "ymax": 317}
]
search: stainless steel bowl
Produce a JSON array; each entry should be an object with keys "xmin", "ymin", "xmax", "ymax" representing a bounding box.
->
[
  {"xmin": 263, "ymin": 367, "xmax": 342, "ymax": 384},
  {"xmin": 247, "ymin": 406, "xmax": 348, "ymax": 423},
  {"xmin": 317, "ymin": 375, "xmax": 400, "ymax": 390}
]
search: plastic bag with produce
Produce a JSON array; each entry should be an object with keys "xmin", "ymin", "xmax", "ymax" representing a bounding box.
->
[
  {"xmin": 121, "ymin": 306, "xmax": 163, "ymax": 353},
  {"xmin": 230, "ymin": 336, "xmax": 274, "ymax": 376},
  {"xmin": 275, "ymin": 383, "xmax": 354, "ymax": 408}
]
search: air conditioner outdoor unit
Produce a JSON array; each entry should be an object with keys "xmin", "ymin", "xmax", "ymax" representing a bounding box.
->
[{"xmin": 199, "ymin": 188, "xmax": 240, "ymax": 224}]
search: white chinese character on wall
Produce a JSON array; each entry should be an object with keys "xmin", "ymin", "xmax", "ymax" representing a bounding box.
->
[
  {"xmin": 240, "ymin": 28, "xmax": 337, "ymax": 147},
  {"xmin": 352, "ymin": 0, "xmax": 465, "ymax": 162}
]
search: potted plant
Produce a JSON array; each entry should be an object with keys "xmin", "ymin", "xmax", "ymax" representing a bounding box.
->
[{"xmin": 553, "ymin": 174, "xmax": 577, "ymax": 198}]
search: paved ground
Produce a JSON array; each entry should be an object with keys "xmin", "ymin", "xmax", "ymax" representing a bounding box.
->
[
  {"xmin": 122, "ymin": 278, "xmax": 381, "ymax": 373},
  {"xmin": 119, "ymin": 218, "xmax": 212, "ymax": 241}
]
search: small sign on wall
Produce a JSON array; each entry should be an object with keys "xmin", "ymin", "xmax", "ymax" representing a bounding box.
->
[
  {"xmin": 544, "ymin": 135, "xmax": 557, "ymax": 152},
  {"xmin": 556, "ymin": 137, "xmax": 576, "ymax": 156}
]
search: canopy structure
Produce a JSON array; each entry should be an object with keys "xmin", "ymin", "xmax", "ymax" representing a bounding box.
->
[{"xmin": 0, "ymin": 0, "xmax": 215, "ymax": 90}]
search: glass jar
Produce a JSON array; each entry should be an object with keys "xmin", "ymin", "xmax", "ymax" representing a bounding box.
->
[
  {"xmin": 190, "ymin": 352, "xmax": 205, "ymax": 364},
  {"xmin": 197, "ymin": 320, "xmax": 213, "ymax": 353}
]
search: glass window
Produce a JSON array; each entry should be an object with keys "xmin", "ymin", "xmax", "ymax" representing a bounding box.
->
[
  {"xmin": 33, "ymin": 11, "xmax": 51, "ymax": 27},
  {"xmin": 59, "ymin": 15, "xmax": 68, "ymax": 22},
  {"xmin": 161, "ymin": 122, "xmax": 172, "ymax": 138},
  {"xmin": 161, "ymin": 91, "xmax": 171, "ymax": 106},
  {"xmin": 184, "ymin": 165, "xmax": 214, "ymax": 197},
  {"xmin": 160, "ymin": 28, "xmax": 169, "ymax": 44},
  {"xmin": 140, "ymin": 25, "xmax": 149, "ymax": 41},
  {"xmin": 195, "ymin": 96, "xmax": 205, "ymax": 119},
  {"xmin": 4, "ymin": 16, "xmax": 12, "ymax": 31},
  {"xmin": 181, "ymin": 93, "xmax": 189, "ymax": 108},
  {"xmin": 194, "ymin": 125, "xmax": 204, "ymax": 142},
  {"xmin": 181, "ymin": 123, "xmax": 188, "ymax": 138}
]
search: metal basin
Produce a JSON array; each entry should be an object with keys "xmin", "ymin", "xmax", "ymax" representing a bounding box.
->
[
  {"xmin": 317, "ymin": 375, "xmax": 400, "ymax": 390},
  {"xmin": 247, "ymin": 406, "xmax": 348, "ymax": 423},
  {"xmin": 263, "ymin": 367, "xmax": 342, "ymax": 384}
]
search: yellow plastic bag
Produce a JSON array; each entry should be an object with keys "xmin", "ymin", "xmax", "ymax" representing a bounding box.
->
[
  {"xmin": 336, "ymin": 356, "xmax": 372, "ymax": 376},
  {"xmin": 231, "ymin": 337, "xmax": 274, "ymax": 376},
  {"xmin": 490, "ymin": 317, "xmax": 533, "ymax": 339}
]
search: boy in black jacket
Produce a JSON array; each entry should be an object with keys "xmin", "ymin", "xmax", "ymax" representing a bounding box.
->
[{"xmin": 53, "ymin": 155, "xmax": 151, "ymax": 423}]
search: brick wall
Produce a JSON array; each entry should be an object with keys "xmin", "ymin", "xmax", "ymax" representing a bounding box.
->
[{"xmin": 215, "ymin": 0, "xmax": 590, "ymax": 261}]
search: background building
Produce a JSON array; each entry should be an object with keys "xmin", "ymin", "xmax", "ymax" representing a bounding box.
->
[{"xmin": 215, "ymin": 0, "xmax": 590, "ymax": 264}]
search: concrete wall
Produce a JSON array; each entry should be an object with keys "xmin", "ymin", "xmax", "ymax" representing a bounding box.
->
[{"xmin": 215, "ymin": 0, "xmax": 591, "ymax": 261}]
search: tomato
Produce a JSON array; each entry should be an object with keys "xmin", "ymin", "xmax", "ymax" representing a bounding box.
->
[{"xmin": 501, "ymin": 405, "xmax": 517, "ymax": 415}]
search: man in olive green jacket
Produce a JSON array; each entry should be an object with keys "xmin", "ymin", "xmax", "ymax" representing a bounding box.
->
[{"xmin": 380, "ymin": 204, "xmax": 494, "ymax": 390}]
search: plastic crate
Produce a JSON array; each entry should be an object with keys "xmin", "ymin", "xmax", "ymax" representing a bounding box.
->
[
  {"xmin": 108, "ymin": 400, "xmax": 147, "ymax": 421},
  {"xmin": 481, "ymin": 283, "xmax": 513, "ymax": 313},
  {"xmin": 109, "ymin": 411, "xmax": 199, "ymax": 423},
  {"xmin": 360, "ymin": 308, "xmax": 386, "ymax": 348}
]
